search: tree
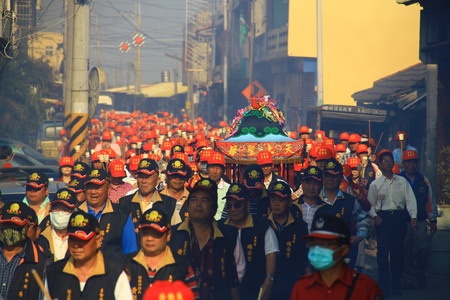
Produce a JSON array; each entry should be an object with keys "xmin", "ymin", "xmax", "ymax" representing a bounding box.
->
[{"xmin": 0, "ymin": 50, "xmax": 56, "ymax": 145}]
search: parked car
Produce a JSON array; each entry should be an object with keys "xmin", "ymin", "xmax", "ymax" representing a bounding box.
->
[
  {"xmin": 0, "ymin": 166, "xmax": 65, "ymax": 203},
  {"xmin": 36, "ymin": 120, "xmax": 64, "ymax": 160},
  {"xmin": 0, "ymin": 137, "xmax": 59, "ymax": 166}
]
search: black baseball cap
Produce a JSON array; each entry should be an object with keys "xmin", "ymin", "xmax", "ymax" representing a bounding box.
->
[
  {"xmin": 51, "ymin": 188, "xmax": 78, "ymax": 208},
  {"xmin": 243, "ymin": 164, "xmax": 264, "ymax": 189},
  {"xmin": 136, "ymin": 158, "xmax": 159, "ymax": 176},
  {"xmin": 302, "ymin": 166, "xmax": 323, "ymax": 182},
  {"xmin": 189, "ymin": 178, "xmax": 218, "ymax": 203},
  {"xmin": 139, "ymin": 208, "xmax": 170, "ymax": 232},
  {"xmin": 72, "ymin": 162, "xmax": 91, "ymax": 179},
  {"xmin": 303, "ymin": 214, "xmax": 350, "ymax": 242},
  {"xmin": 166, "ymin": 158, "xmax": 189, "ymax": 177},
  {"xmin": 171, "ymin": 145, "xmax": 185, "ymax": 154},
  {"xmin": 0, "ymin": 202, "xmax": 36, "ymax": 226},
  {"xmin": 24, "ymin": 171, "xmax": 49, "ymax": 189},
  {"xmin": 66, "ymin": 211, "xmax": 100, "ymax": 240},
  {"xmin": 68, "ymin": 176, "xmax": 86, "ymax": 193},
  {"xmin": 224, "ymin": 183, "xmax": 250, "ymax": 202},
  {"xmin": 85, "ymin": 169, "xmax": 110, "ymax": 186},
  {"xmin": 268, "ymin": 181, "xmax": 292, "ymax": 199},
  {"xmin": 323, "ymin": 159, "xmax": 343, "ymax": 175}
]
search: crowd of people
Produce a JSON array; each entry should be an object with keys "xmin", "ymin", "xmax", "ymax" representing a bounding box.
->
[{"xmin": 0, "ymin": 109, "xmax": 438, "ymax": 300}]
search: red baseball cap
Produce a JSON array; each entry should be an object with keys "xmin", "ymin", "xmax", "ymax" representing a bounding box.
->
[
  {"xmin": 109, "ymin": 160, "xmax": 126, "ymax": 177},
  {"xmin": 402, "ymin": 150, "xmax": 418, "ymax": 161},
  {"xmin": 257, "ymin": 151, "xmax": 273, "ymax": 165}
]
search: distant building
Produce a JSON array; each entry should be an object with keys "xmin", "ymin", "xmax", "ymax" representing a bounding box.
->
[{"xmin": 28, "ymin": 32, "xmax": 64, "ymax": 76}]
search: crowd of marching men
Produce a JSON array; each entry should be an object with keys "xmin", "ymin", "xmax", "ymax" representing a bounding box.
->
[{"xmin": 0, "ymin": 109, "xmax": 437, "ymax": 299}]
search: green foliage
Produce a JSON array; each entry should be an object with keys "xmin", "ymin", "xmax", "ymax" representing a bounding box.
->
[
  {"xmin": 438, "ymin": 145, "xmax": 450, "ymax": 204},
  {"xmin": 0, "ymin": 50, "xmax": 55, "ymax": 145}
]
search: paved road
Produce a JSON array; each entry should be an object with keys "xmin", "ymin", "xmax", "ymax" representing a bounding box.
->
[{"xmin": 362, "ymin": 240, "xmax": 450, "ymax": 300}]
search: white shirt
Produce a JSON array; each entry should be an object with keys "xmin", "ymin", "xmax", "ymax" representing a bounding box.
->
[
  {"xmin": 214, "ymin": 178, "xmax": 230, "ymax": 220},
  {"xmin": 45, "ymin": 271, "xmax": 133, "ymax": 300},
  {"xmin": 51, "ymin": 228, "xmax": 68, "ymax": 261},
  {"xmin": 302, "ymin": 202, "xmax": 320, "ymax": 232},
  {"xmin": 368, "ymin": 174, "xmax": 417, "ymax": 218},
  {"xmin": 139, "ymin": 191, "xmax": 182, "ymax": 225}
]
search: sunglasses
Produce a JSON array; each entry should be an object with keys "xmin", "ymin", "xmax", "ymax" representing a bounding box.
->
[{"xmin": 225, "ymin": 202, "xmax": 245, "ymax": 210}]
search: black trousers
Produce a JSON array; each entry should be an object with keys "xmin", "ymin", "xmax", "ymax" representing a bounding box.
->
[{"xmin": 375, "ymin": 210, "xmax": 407, "ymax": 294}]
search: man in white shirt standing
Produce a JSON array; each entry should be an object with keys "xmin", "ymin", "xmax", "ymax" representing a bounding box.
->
[
  {"xmin": 207, "ymin": 152, "xmax": 230, "ymax": 220},
  {"xmin": 368, "ymin": 149, "xmax": 417, "ymax": 298}
]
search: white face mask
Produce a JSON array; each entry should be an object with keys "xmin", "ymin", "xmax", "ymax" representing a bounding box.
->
[{"xmin": 50, "ymin": 211, "xmax": 72, "ymax": 230}]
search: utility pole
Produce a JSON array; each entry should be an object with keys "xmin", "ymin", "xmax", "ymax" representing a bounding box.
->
[
  {"xmin": 316, "ymin": 0, "xmax": 324, "ymax": 106},
  {"xmin": 64, "ymin": 0, "xmax": 74, "ymax": 130},
  {"xmin": 248, "ymin": 0, "xmax": 255, "ymax": 85},
  {"xmin": 134, "ymin": 2, "xmax": 142, "ymax": 94},
  {"xmin": 223, "ymin": 0, "xmax": 228, "ymax": 121},
  {"xmin": 69, "ymin": 0, "xmax": 90, "ymax": 161}
]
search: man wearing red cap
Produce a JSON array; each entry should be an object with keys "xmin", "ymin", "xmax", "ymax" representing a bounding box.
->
[
  {"xmin": 291, "ymin": 215, "xmax": 382, "ymax": 300},
  {"xmin": 94, "ymin": 130, "xmax": 122, "ymax": 157},
  {"xmin": 342, "ymin": 133, "xmax": 361, "ymax": 164},
  {"xmin": 400, "ymin": 150, "xmax": 437, "ymax": 289},
  {"xmin": 46, "ymin": 211, "xmax": 133, "ymax": 299},
  {"xmin": 298, "ymin": 126, "xmax": 311, "ymax": 140},
  {"xmin": 207, "ymin": 152, "xmax": 230, "ymax": 220},
  {"xmin": 58, "ymin": 156, "xmax": 74, "ymax": 183},
  {"xmin": 108, "ymin": 159, "xmax": 134, "ymax": 204},
  {"xmin": 257, "ymin": 150, "xmax": 288, "ymax": 191},
  {"xmin": 392, "ymin": 131, "xmax": 417, "ymax": 168},
  {"xmin": 367, "ymin": 149, "xmax": 417, "ymax": 297},
  {"xmin": 356, "ymin": 144, "xmax": 381, "ymax": 188}
]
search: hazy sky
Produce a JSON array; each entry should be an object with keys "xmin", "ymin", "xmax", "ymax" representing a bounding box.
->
[
  {"xmin": 35, "ymin": 0, "xmax": 185, "ymax": 87},
  {"xmin": 89, "ymin": 0, "xmax": 185, "ymax": 88}
]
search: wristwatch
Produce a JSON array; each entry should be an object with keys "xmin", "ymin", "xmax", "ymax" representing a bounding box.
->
[{"xmin": 266, "ymin": 275, "xmax": 274, "ymax": 281}]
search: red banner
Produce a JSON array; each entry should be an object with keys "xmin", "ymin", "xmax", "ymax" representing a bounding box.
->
[{"xmin": 215, "ymin": 141, "xmax": 304, "ymax": 163}]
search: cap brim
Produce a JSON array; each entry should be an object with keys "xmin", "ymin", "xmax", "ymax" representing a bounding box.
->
[
  {"xmin": 136, "ymin": 169, "xmax": 157, "ymax": 176},
  {"xmin": 72, "ymin": 174, "xmax": 87, "ymax": 179},
  {"xmin": 66, "ymin": 231, "xmax": 96, "ymax": 240},
  {"xmin": 85, "ymin": 179, "xmax": 108, "ymax": 185},
  {"xmin": 0, "ymin": 218, "xmax": 28, "ymax": 226},
  {"xmin": 302, "ymin": 230, "xmax": 346, "ymax": 240},
  {"xmin": 139, "ymin": 223, "xmax": 169, "ymax": 232},
  {"xmin": 268, "ymin": 191, "xmax": 290, "ymax": 198},
  {"xmin": 223, "ymin": 195, "xmax": 247, "ymax": 201},
  {"xmin": 68, "ymin": 187, "xmax": 84, "ymax": 193},
  {"xmin": 323, "ymin": 171, "xmax": 342, "ymax": 176},
  {"xmin": 166, "ymin": 170, "xmax": 188, "ymax": 177},
  {"xmin": 302, "ymin": 176, "xmax": 322, "ymax": 182},
  {"xmin": 24, "ymin": 182, "xmax": 46, "ymax": 189},
  {"xmin": 51, "ymin": 200, "xmax": 77, "ymax": 208}
]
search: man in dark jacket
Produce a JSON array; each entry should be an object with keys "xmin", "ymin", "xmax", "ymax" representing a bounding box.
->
[
  {"xmin": 46, "ymin": 211, "xmax": 133, "ymax": 299},
  {"xmin": 123, "ymin": 207, "xmax": 198, "ymax": 300},
  {"xmin": 170, "ymin": 178, "xmax": 241, "ymax": 300},
  {"xmin": 267, "ymin": 182, "xmax": 308, "ymax": 300},
  {"xmin": 119, "ymin": 158, "xmax": 180, "ymax": 239},
  {"xmin": 0, "ymin": 202, "xmax": 47, "ymax": 300},
  {"xmin": 79, "ymin": 168, "xmax": 137, "ymax": 259}
]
